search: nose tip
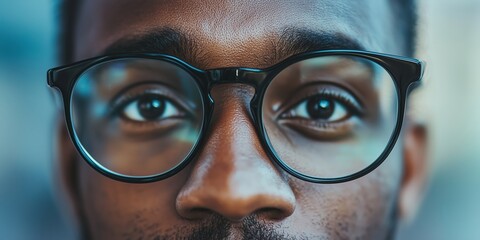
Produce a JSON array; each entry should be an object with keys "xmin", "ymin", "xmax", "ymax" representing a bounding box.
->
[{"xmin": 176, "ymin": 176, "xmax": 296, "ymax": 221}]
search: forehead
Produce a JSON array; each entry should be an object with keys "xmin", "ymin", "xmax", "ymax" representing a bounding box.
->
[{"xmin": 74, "ymin": 0, "xmax": 397, "ymax": 67}]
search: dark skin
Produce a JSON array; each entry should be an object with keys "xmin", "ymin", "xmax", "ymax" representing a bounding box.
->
[{"xmin": 57, "ymin": 0, "xmax": 427, "ymax": 239}]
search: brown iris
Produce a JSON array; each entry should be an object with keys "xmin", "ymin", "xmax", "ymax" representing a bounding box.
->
[
  {"xmin": 137, "ymin": 95, "xmax": 166, "ymax": 120},
  {"xmin": 306, "ymin": 96, "xmax": 334, "ymax": 120}
]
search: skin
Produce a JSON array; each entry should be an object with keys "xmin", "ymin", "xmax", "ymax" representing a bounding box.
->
[{"xmin": 57, "ymin": 0, "xmax": 427, "ymax": 239}]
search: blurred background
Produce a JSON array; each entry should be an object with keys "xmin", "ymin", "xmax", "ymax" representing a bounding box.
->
[{"xmin": 0, "ymin": 0, "xmax": 479, "ymax": 239}]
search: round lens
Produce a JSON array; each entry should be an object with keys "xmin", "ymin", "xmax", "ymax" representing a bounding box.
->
[
  {"xmin": 261, "ymin": 55, "xmax": 398, "ymax": 179},
  {"xmin": 71, "ymin": 58, "xmax": 204, "ymax": 177}
]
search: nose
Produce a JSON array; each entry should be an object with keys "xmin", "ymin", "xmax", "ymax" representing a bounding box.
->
[{"xmin": 176, "ymin": 84, "xmax": 295, "ymax": 222}]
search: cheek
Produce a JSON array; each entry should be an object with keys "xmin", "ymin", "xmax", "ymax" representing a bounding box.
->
[
  {"xmin": 286, "ymin": 149, "xmax": 403, "ymax": 238},
  {"xmin": 78, "ymin": 159, "xmax": 192, "ymax": 238}
]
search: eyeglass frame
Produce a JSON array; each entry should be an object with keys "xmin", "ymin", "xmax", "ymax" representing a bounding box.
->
[{"xmin": 47, "ymin": 49, "xmax": 425, "ymax": 184}]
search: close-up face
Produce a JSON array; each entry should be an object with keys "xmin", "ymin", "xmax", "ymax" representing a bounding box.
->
[{"xmin": 54, "ymin": 0, "xmax": 426, "ymax": 239}]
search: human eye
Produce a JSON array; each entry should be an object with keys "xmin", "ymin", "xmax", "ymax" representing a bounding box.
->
[
  {"xmin": 108, "ymin": 84, "xmax": 195, "ymax": 137},
  {"xmin": 121, "ymin": 94, "xmax": 183, "ymax": 122},
  {"xmin": 278, "ymin": 87, "xmax": 364, "ymax": 140}
]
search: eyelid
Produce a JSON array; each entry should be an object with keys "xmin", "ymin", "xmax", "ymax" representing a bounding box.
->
[
  {"xmin": 275, "ymin": 83, "xmax": 365, "ymax": 120},
  {"xmin": 121, "ymin": 97, "xmax": 185, "ymax": 123},
  {"xmin": 108, "ymin": 83, "xmax": 196, "ymax": 119}
]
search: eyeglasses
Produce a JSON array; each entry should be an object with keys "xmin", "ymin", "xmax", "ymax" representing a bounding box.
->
[{"xmin": 47, "ymin": 50, "xmax": 424, "ymax": 184}]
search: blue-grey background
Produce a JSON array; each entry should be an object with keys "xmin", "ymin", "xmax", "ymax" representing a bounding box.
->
[{"xmin": 0, "ymin": 0, "xmax": 479, "ymax": 239}]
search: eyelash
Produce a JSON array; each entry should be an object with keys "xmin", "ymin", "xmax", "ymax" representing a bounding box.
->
[
  {"xmin": 280, "ymin": 89, "xmax": 364, "ymax": 120},
  {"xmin": 109, "ymin": 89, "xmax": 182, "ymax": 122}
]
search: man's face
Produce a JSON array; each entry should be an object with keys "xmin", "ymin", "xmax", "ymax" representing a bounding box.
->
[{"xmin": 58, "ymin": 0, "xmax": 425, "ymax": 239}]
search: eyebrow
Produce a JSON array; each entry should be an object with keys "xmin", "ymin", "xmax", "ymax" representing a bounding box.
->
[
  {"xmin": 102, "ymin": 27, "xmax": 365, "ymax": 68},
  {"xmin": 271, "ymin": 27, "xmax": 365, "ymax": 64},
  {"xmin": 103, "ymin": 27, "xmax": 200, "ymax": 63}
]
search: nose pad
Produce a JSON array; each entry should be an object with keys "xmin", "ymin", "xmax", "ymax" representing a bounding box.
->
[{"xmin": 175, "ymin": 84, "xmax": 295, "ymax": 221}]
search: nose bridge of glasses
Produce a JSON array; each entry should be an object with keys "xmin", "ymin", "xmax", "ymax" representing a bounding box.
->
[
  {"xmin": 206, "ymin": 68, "xmax": 269, "ymax": 113},
  {"xmin": 207, "ymin": 68, "xmax": 268, "ymax": 88}
]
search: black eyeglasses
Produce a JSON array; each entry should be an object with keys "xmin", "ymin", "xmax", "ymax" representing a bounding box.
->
[{"xmin": 47, "ymin": 50, "xmax": 424, "ymax": 184}]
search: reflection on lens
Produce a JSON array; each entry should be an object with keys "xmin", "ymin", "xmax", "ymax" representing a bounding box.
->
[
  {"xmin": 71, "ymin": 58, "xmax": 204, "ymax": 177},
  {"xmin": 262, "ymin": 56, "xmax": 398, "ymax": 178}
]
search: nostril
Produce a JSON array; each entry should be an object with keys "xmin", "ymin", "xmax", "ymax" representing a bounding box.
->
[
  {"xmin": 176, "ymin": 196, "xmax": 215, "ymax": 220},
  {"xmin": 177, "ymin": 192, "xmax": 295, "ymax": 222},
  {"xmin": 254, "ymin": 207, "xmax": 291, "ymax": 221},
  {"xmin": 180, "ymin": 207, "xmax": 215, "ymax": 220}
]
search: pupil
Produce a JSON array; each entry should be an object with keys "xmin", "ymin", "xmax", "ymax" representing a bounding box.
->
[
  {"xmin": 307, "ymin": 96, "xmax": 334, "ymax": 119},
  {"xmin": 137, "ymin": 96, "xmax": 165, "ymax": 120}
]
